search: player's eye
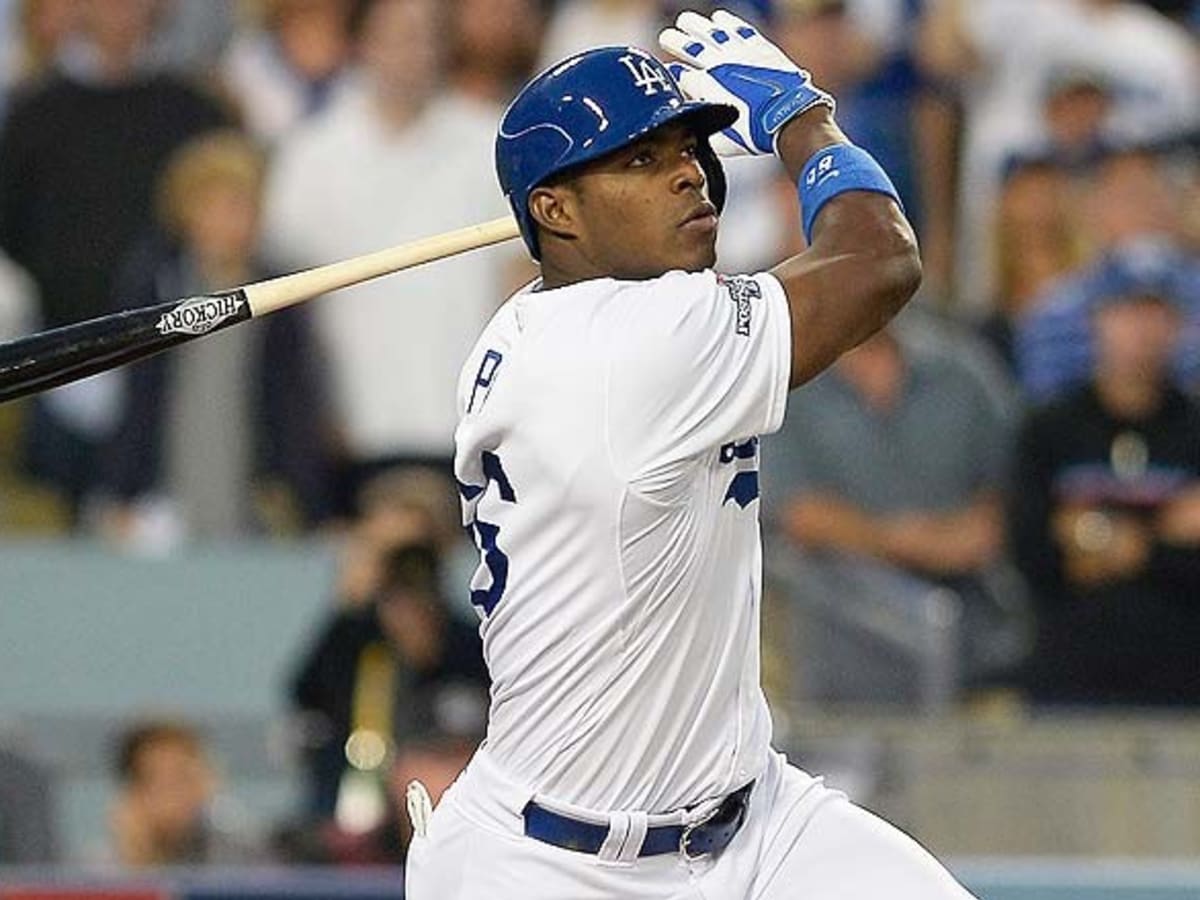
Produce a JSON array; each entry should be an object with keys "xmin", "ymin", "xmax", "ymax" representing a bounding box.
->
[
  {"xmin": 628, "ymin": 149, "xmax": 655, "ymax": 167},
  {"xmin": 682, "ymin": 142, "xmax": 699, "ymax": 159}
]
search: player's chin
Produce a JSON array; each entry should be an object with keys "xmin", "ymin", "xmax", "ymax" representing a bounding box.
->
[{"xmin": 673, "ymin": 231, "xmax": 718, "ymax": 272}]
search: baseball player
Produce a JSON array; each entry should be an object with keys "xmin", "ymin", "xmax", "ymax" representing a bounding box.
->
[{"xmin": 406, "ymin": 9, "xmax": 976, "ymax": 899}]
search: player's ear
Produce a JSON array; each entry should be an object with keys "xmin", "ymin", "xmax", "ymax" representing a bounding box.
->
[{"xmin": 528, "ymin": 183, "xmax": 581, "ymax": 244}]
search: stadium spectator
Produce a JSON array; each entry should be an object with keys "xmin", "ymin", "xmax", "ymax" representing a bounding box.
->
[
  {"xmin": 2, "ymin": 0, "xmax": 80, "ymax": 95},
  {"xmin": 289, "ymin": 541, "xmax": 487, "ymax": 826},
  {"xmin": 977, "ymin": 151, "xmax": 1085, "ymax": 372},
  {"xmin": 537, "ymin": 0, "xmax": 662, "ymax": 65},
  {"xmin": 918, "ymin": 0, "xmax": 1200, "ymax": 314},
  {"xmin": 1010, "ymin": 253, "xmax": 1200, "ymax": 705},
  {"xmin": 1083, "ymin": 141, "xmax": 1187, "ymax": 253},
  {"xmin": 220, "ymin": 0, "xmax": 358, "ymax": 146},
  {"xmin": 145, "ymin": 0, "xmax": 238, "ymax": 80},
  {"xmin": 1015, "ymin": 143, "xmax": 1200, "ymax": 400},
  {"xmin": 765, "ymin": 317, "xmax": 1024, "ymax": 695},
  {"xmin": 447, "ymin": 0, "xmax": 544, "ymax": 106},
  {"xmin": 444, "ymin": 0, "xmax": 544, "ymax": 294},
  {"xmin": 1038, "ymin": 65, "xmax": 1113, "ymax": 166},
  {"xmin": 0, "ymin": 0, "xmax": 227, "ymax": 521},
  {"xmin": 108, "ymin": 718, "xmax": 263, "ymax": 867},
  {"xmin": 332, "ymin": 466, "xmax": 473, "ymax": 619},
  {"xmin": 96, "ymin": 131, "xmax": 331, "ymax": 546},
  {"xmin": 262, "ymin": 0, "xmax": 513, "ymax": 518}
]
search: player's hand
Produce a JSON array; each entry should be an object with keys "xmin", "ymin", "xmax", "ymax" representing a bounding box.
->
[{"xmin": 659, "ymin": 9, "xmax": 835, "ymax": 157}]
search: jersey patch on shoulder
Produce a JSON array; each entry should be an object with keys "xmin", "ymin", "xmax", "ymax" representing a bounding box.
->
[{"xmin": 717, "ymin": 274, "xmax": 760, "ymax": 337}]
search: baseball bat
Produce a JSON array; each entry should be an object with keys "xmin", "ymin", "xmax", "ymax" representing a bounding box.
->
[{"xmin": 0, "ymin": 215, "xmax": 521, "ymax": 404}]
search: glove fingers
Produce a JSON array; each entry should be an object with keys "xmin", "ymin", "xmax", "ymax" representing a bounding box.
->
[
  {"xmin": 710, "ymin": 9, "xmax": 760, "ymax": 42},
  {"xmin": 674, "ymin": 10, "xmax": 718, "ymax": 39},
  {"xmin": 659, "ymin": 26, "xmax": 709, "ymax": 64},
  {"xmin": 674, "ymin": 10, "xmax": 731, "ymax": 57}
]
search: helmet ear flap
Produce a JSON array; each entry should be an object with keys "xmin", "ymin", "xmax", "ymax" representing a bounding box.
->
[{"xmin": 697, "ymin": 138, "xmax": 728, "ymax": 213}]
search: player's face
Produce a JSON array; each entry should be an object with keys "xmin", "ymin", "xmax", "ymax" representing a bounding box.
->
[{"xmin": 568, "ymin": 123, "xmax": 719, "ymax": 278}]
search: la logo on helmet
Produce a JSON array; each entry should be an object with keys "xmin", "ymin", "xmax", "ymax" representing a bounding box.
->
[{"xmin": 619, "ymin": 54, "xmax": 671, "ymax": 96}]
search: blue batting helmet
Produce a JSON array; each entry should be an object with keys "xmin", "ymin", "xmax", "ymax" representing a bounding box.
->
[{"xmin": 495, "ymin": 46, "xmax": 738, "ymax": 260}]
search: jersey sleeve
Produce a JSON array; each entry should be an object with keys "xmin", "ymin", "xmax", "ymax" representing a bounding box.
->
[{"xmin": 604, "ymin": 270, "xmax": 792, "ymax": 489}]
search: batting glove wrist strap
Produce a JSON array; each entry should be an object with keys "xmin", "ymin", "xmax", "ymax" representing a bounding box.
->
[
  {"xmin": 661, "ymin": 9, "xmax": 836, "ymax": 158},
  {"xmin": 798, "ymin": 143, "xmax": 902, "ymax": 245}
]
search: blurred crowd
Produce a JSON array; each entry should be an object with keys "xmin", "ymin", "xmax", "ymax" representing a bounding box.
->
[{"xmin": 0, "ymin": 0, "xmax": 1198, "ymax": 871}]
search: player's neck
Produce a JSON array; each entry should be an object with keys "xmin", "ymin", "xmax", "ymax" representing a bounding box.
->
[
  {"xmin": 538, "ymin": 251, "xmax": 671, "ymax": 290},
  {"xmin": 538, "ymin": 259, "xmax": 604, "ymax": 291}
]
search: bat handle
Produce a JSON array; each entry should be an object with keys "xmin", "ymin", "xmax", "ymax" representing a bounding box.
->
[{"xmin": 243, "ymin": 216, "xmax": 522, "ymax": 316}]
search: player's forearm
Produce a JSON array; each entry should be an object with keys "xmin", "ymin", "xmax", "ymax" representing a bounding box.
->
[{"xmin": 773, "ymin": 114, "xmax": 922, "ymax": 386}]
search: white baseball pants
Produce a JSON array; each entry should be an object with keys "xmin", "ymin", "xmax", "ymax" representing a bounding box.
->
[{"xmin": 405, "ymin": 747, "xmax": 977, "ymax": 899}]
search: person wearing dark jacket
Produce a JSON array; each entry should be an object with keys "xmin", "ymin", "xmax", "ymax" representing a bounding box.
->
[
  {"xmin": 1011, "ymin": 250, "xmax": 1200, "ymax": 705},
  {"xmin": 0, "ymin": 0, "xmax": 229, "ymax": 517},
  {"xmin": 99, "ymin": 132, "xmax": 331, "ymax": 539},
  {"xmin": 290, "ymin": 542, "xmax": 488, "ymax": 822}
]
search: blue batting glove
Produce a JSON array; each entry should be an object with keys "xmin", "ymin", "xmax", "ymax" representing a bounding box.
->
[{"xmin": 660, "ymin": 9, "xmax": 835, "ymax": 157}]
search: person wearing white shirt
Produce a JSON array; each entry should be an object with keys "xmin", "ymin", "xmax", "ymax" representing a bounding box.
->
[{"xmin": 262, "ymin": 0, "xmax": 513, "ymax": 514}]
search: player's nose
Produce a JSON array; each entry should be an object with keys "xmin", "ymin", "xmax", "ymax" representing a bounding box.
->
[{"xmin": 670, "ymin": 152, "xmax": 707, "ymax": 195}]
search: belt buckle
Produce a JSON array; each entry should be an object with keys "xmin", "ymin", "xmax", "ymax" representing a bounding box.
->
[
  {"xmin": 679, "ymin": 819, "xmax": 706, "ymax": 861},
  {"xmin": 678, "ymin": 801, "xmax": 721, "ymax": 861}
]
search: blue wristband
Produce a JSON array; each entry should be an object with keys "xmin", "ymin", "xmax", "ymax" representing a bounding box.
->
[{"xmin": 798, "ymin": 143, "xmax": 901, "ymax": 244}]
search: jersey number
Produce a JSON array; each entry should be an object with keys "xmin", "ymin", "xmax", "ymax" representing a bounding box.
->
[{"xmin": 460, "ymin": 451, "xmax": 516, "ymax": 616}]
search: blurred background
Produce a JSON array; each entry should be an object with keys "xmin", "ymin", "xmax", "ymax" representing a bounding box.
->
[{"xmin": 0, "ymin": 0, "xmax": 1198, "ymax": 897}]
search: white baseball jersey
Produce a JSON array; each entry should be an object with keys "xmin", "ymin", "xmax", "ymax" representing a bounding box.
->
[{"xmin": 453, "ymin": 268, "xmax": 792, "ymax": 813}]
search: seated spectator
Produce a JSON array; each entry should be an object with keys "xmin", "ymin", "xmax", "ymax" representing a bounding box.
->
[
  {"xmin": 978, "ymin": 151, "xmax": 1085, "ymax": 372},
  {"xmin": 765, "ymin": 317, "xmax": 1023, "ymax": 693},
  {"xmin": 1038, "ymin": 65, "xmax": 1113, "ymax": 167},
  {"xmin": 918, "ymin": 0, "xmax": 1199, "ymax": 313},
  {"xmin": 447, "ymin": 0, "xmax": 543, "ymax": 106},
  {"xmin": 220, "ymin": 0, "xmax": 358, "ymax": 145},
  {"xmin": 4, "ymin": 0, "xmax": 81, "ymax": 94},
  {"xmin": 1017, "ymin": 241, "xmax": 1200, "ymax": 402},
  {"xmin": 108, "ymin": 718, "xmax": 262, "ymax": 867},
  {"xmin": 289, "ymin": 542, "xmax": 487, "ymax": 827},
  {"xmin": 537, "ymin": 0, "xmax": 662, "ymax": 65},
  {"xmin": 97, "ymin": 130, "xmax": 330, "ymax": 546},
  {"xmin": 0, "ymin": 0, "xmax": 228, "ymax": 522},
  {"xmin": 1011, "ymin": 257, "xmax": 1200, "ymax": 706},
  {"xmin": 1016, "ymin": 142, "xmax": 1200, "ymax": 399},
  {"xmin": 332, "ymin": 465, "xmax": 473, "ymax": 618},
  {"xmin": 262, "ymin": 0, "xmax": 512, "ymax": 518}
]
